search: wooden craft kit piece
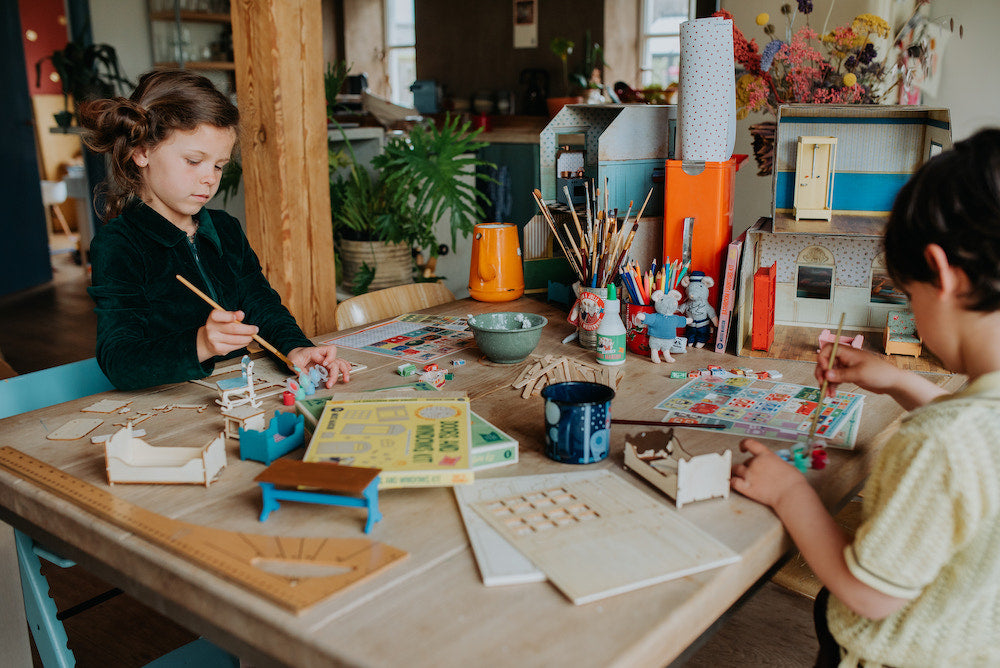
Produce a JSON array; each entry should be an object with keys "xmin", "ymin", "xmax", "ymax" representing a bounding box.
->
[
  {"xmin": 623, "ymin": 430, "xmax": 731, "ymax": 509},
  {"xmin": 221, "ymin": 404, "xmax": 267, "ymax": 440},
  {"xmin": 45, "ymin": 418, "xmax": 105, "ymax": 441},
  {"xmin": 81, "ymin": 399, "xmax": 133, "ymax": 414},
  {"xmin": 468, "ymin": 470, "xmax": 740, "ymax": 604},
  {"xmin": 0, "ymin": 446, "xmax": 407, "ymax": 614},
  {"xmin": 239, "ymin": 411, "xmax": 306, "ymax": 465},
  {"xmin": 255, "ymin": 459, "xmax": 383, "ymax": 534},
  {"xmin": 91, "ymin": 428, "xmax": 145, "ymax": 444},
  {"xmin": 512, "ymin": 354, "xmax": 623, "ymax": 399},
  {"xmin": 103, "ymin": 423, "xmax": 227, "ymax": 487},
  {"xmin": 113, "ymin": 412, "xmax": 154, "ymax": 427},
  {"xmin": 216, "ymin": 356, "xmax": 263, "ymax": 411}
]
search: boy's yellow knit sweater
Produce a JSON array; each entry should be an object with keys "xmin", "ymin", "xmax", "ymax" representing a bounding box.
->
[{"xmin": 828, "ymin": 371, "xmax": 1000, "ymax": 666}]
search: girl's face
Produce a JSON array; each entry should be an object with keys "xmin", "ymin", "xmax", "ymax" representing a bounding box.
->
[{"xmin": 133, "ymin": 124, "xmax": 236, "ymax": 231}]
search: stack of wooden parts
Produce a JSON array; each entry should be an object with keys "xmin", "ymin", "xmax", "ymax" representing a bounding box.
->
[{"xmin": 511, "ymin": 354, "xmax": 624, "ymax": 398}]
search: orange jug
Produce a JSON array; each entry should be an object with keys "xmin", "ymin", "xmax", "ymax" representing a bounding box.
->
[{"xmin": 468, "ymin": 223, "xmax": 524, "ymax": 302}]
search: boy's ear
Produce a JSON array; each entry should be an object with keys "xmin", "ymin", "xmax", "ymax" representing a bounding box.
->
[{"xmin": 924, "ymin": 243, "xmax": 968, "ymax": 297}]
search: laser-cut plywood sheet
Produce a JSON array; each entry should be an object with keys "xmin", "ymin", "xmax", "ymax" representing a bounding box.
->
[{"xmin": 470, "ymin": 470, "xmax": 740, "ymax": 605}]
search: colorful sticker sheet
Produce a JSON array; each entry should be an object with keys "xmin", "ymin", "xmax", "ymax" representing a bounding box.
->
[
  {"xmin": 321, "ymin": 314, "xmax": 475, "ymax": 363},
  {"xmin": 654, "ymin": 376, "xmax": 864, "ymax": 448}
]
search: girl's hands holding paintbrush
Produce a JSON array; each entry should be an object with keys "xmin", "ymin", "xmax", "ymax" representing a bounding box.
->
[
  {"xmin": 813, "ymin": 344, "xmax": 945, "ymax": 410},
  {"xmin": 197, "ymin": 309, "xmax": 260, "ymax": 361}
]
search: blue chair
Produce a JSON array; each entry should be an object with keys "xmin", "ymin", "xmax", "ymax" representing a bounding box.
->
[{"xmin": 2, "ymin": 358, "xmax": 238, "ymax": 667}]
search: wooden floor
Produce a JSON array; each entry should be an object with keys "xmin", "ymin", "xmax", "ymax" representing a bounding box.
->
[{"xmin": 4, "ymin": 248, "xmax": 828, "ymax": 666}]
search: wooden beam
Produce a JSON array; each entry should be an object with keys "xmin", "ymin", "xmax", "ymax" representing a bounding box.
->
[{"xmin": 231, "ymin": 0, "xmax": 337, "ymax": 337}]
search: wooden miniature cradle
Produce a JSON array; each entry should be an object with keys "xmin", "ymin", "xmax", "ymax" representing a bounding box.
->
[{"xmin": 104, "ymin": 423, "xmax": 227, "ymax": 487}]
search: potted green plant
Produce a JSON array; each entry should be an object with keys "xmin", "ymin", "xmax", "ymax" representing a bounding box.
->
[
  {"xmin": 547, "ymin": 37, "xmax": 582, "ymax": 117},
  {"xmin": 35, "ymin": 26, "xmax": 133, "ymax": 128},
  {"xmin": 331, "ymin": 115, "xmax": 494, "ymax": 294}
]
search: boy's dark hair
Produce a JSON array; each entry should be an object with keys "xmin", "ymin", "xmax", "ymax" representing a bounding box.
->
[
  {"xmin": 77, "ymin": 69, "xmax": 239, "ymax": 221},
  {"xmin": 884, "ymin": 128, "xmax": 1000, "ymax": 311}
]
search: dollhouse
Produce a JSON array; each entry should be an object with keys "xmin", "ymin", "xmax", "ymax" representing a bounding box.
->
[{"xmin": 735, "ymin": 105, "xmax": 952, "ymax": 357}]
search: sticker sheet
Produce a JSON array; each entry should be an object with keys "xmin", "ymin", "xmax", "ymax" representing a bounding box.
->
[
  {"xmin": 320, "ymin": 314, "xmax": 475, "ymax": 363},
  {"xmin": 654, "ymin": 376, "xmax": 864, "ymax": 448}
]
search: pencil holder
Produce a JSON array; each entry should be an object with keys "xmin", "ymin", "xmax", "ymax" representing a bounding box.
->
[
  {"xmin": 625, "ymin": 302, "xmax": 656, "ymax": 355},
  {"xmin": 570, "ymin": 282, "xmax": 609, "ymax": 350}
]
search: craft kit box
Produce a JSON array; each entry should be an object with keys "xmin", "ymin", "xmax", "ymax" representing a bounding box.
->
[{"xmin": 733, "ymin": 104, "xmax": 953, "ymax": 357}]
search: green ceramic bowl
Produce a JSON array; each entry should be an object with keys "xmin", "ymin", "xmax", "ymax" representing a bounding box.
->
[{"xmin": 467, "ymin": 312, "xmax": 548, "ymax": 364}]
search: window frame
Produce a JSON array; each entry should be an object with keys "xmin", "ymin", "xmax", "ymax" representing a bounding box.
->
[
  {"xmin": 383, "ymin": 0, "xmax": 416, "ymax": 107},
  {"xmin": 638, "ymin": 0, "xmax": 696, "ymax": 88}
]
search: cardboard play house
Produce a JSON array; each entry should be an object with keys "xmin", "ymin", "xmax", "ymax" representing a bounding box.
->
[{"xmin": 735, "ymin": 105, "xmax": 952, "ymax": 357}]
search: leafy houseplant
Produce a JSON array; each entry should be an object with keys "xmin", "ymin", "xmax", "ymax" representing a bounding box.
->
[
  {"xmin": 35, "ymin": 26, "xmax": 133, "ymax": 128},
  {"xmin": 331, "ymin": 115, "xmax": 494, "ymax": 294}
]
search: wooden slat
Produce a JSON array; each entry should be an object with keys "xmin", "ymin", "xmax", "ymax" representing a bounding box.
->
[{"xmin": 231, "ymin": 0, "xmax": 337, "ymax": 337}]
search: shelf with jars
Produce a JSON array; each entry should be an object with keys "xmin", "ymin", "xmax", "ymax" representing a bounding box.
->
[{"xmin": 148, "ymin": 0, "xmax": 234, "ymax": 73}]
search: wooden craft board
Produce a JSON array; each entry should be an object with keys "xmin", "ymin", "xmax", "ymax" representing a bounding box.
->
[
  {"xmin": 469, "ymin": 470, "xmax": 741, "ymax": 605},
  {"xmin": 0, "ymin": 447, "xmax": 407, "ymax": 614},
  {"xmin": 45, "ymin": 418, "xmax": 104, "ymax": 440}
]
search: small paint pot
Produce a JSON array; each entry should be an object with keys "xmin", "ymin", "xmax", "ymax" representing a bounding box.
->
[{"xmin": 540, "ymin": 381, "xmax": 615, "ymax": 464}]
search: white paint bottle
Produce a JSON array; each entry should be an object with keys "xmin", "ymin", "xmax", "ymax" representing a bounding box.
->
[{"xmin": 596, "ymin": 283, "xmax": 627, "ymax": 366}]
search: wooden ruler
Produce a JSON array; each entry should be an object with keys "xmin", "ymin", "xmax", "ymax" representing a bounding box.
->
[{"xmin": 0, "ymin": 446, "xmax": 407, "ymax": 614}]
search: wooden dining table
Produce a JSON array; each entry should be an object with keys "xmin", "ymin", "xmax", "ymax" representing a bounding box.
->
[{"xmin": 0, "ymin": 296, "xmax": 963, "ymax": 667}]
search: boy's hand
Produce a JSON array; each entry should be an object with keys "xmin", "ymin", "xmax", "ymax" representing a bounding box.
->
[
  {"xmin": 197, "ymin": 309, "xmax": 257, "ymax": 361},
  {"xmin": 731, "ymin": 439, "xmax": 810, "ymax": 509},
  {"xmin": 814, "ymin": 343, "xmax": 901, "ymax": 398},
  {"xmin": 287, "ymin": 345, "xmax": 352, "ymax": 388}
]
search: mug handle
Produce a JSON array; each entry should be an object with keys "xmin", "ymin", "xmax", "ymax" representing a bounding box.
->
[{"xmin": 477, "ymin": 231, "xmax": 497, "ymax": 282}]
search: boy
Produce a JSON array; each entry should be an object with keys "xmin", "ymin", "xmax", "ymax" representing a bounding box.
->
[{"xmin": 731, "ymin": 129, "xmax": 1000, "ymax": 666}]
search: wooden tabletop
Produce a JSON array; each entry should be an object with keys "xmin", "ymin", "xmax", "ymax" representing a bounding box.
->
[{"xmin": 0, "ymin": 297, "xmax": 964, "ymax": 667}]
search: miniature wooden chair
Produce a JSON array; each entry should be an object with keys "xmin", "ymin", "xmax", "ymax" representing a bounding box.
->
[
  {"xmin": 884, "ymin": 310, "xmax": 922, "ymax": 356},
  {"xmin": 1, "ymin": 359, "xmax": 237, "ymax": 667},
  {"xmin": 335, "ymin": 282, "xmax": 456, "ymax": 330}
]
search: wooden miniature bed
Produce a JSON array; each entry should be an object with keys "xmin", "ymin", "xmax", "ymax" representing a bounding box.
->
[{"xmin": 103, "ymin": 423, "xmax": 227, "ymax": 487}]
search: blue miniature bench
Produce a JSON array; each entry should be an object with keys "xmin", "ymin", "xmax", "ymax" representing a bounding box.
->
[
  {"xmin": 239, "ymin": 410, "xmax": 305, "ymax": 465},
  {"xmin": 254, "ymin": 459, "xmax": 383, "ymax": 533}
]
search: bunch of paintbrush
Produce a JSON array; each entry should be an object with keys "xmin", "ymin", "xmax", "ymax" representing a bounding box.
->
[
  {"xmin": 531, "ymin": 181, "xmax": 654, "ymax": 289},
  {"xmin": 620, "ymin": 257, "xmax": 691, "ymax": 305}
]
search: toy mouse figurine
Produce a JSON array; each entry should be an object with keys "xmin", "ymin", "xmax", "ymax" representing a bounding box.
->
[
  {"xmin": 680, "ymin": 271, "xmax": 718, "ymax": 348},
  {"xmin": 634, "ymin": 289, "xmax": 688, "ymax": 363}
]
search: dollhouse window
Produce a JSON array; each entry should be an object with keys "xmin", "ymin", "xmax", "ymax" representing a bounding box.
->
[
  {"xmin": 870, "ymin": 253, "xmax": 907, "ymax": 304},
  {"xmin": 795, "ymin": 246, "xmax": 834, "ymax": 300}
]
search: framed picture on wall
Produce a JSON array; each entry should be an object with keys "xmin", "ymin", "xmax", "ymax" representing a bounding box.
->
[{"xmin": 513, "ymin": 0, "xmax": 537, "ymax": 48}]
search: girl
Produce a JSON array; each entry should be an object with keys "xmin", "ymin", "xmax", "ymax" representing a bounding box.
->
[
  {"xmin": 732, "ymin": 130, "xmax": 1000, "ymax": 666},
  {"xmin": 79, "ymin": 69, "xmax": 352, "ymax": 391}
]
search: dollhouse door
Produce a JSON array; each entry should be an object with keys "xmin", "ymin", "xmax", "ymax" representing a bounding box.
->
[{"xmin": 793, "ymin": 137, "xmax": 837, "ymax": 221}]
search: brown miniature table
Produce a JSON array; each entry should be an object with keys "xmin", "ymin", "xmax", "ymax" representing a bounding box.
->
[{"xmin": 0, "ymin": 297, "xmax": 963, "ymax": 667}]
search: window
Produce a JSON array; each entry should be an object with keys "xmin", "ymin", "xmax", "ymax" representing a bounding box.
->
[
  {"xmin": 795, "ymin": 246, "xmax": 835, "ymax": 300},
  {"xmin": 640, "ymin": 0, "xmax": 692, "ymax": 87},
  {"xmin": 385, "ymin": 0, "xmax": 415, "ymax": 107}
]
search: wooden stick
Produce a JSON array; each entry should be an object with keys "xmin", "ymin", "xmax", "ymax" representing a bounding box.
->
[
  {"xmin": 611, "ymin": 419, "xmax": 727, "ymax": 430},
  {"xmin": 807, "ymin": 312, "xmax": 846, "ymax": 441},
  {"xmin": 634, "ymin": 186, "xmax": 654, "ymax": 222},
  {"xmin": 563, "ymin": 185, "xmax": 588, "ymax": 256},
  {"xmin": 532, "ymin": 191, "xmax": 586, "ymax": 282},
  {"xmin": 175, "ymin": 274, "xmax": 293, "ymax": 369}
]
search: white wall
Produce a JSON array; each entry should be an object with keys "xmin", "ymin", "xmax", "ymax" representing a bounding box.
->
[
  {"xmin": 720, "ymin": 0, "xmax": 997, "ymax": 238},
  {"xmin": 89, "ymin": 0, "xmax": 153, "ymax": 83}
]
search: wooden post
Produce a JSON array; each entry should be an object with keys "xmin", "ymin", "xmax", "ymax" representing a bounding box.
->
[{"xmin": 230, "ymin": 0, "xmax": 337, "ymax": 337}]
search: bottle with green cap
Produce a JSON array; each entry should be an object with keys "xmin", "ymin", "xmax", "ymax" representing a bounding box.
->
[{"xmin": 596, "ymin": 283, "xmax": 627, "ymax": 365}]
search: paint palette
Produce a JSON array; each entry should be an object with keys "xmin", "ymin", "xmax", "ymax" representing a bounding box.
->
[{"xmin": 654, "ymin": 376, "xmax": 864, "ymax": 448}]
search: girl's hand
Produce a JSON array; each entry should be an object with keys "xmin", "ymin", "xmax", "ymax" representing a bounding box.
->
[
  {"xmin": 731, "ymin": 439, "xmax": 810, "ymax": 509},
  {"xmin": 814, "ymin": 343, "xmax": 903, "ymax": 398},
  {"xmin": 197, "ymin": 309, "xmax": 258, "ymax": 361},
  {"xmin": 287, "ymin": 345, "xmax": 352, "ymax": 388}
]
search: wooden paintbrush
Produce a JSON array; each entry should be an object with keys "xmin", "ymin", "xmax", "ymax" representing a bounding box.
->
[
  {"xmin": 175, "ymin": 274, "xmax": 294, "ymax": 369},
  {"xmin": 807, "ymin": 312, "xmax": 846, "ymax": 441},
  {"xmin": 611, "ymin": 419, "xmax": 726, "ymax": 430}
]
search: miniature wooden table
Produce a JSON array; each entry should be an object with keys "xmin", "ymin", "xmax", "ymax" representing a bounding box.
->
[{"xmin": 0, "ymin": 297, "xmax": 964, "ymax": 667}]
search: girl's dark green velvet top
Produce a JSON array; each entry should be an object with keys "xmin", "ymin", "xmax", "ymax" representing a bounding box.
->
[{"xmin": 88, "ymin": 201, "xmax": 312, "ymax": 390}]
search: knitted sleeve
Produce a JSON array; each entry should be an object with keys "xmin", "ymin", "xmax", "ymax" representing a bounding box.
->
[{"xmin": 845, "ymin": 410, "xmax": 991, "ymax": 599}]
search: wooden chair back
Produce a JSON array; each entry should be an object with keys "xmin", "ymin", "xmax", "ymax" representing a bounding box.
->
[{"xmin": 335, "ymin": 282, "xmax": 457, "ymax": 330}]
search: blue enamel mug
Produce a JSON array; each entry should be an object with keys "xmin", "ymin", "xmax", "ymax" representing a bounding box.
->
[{"xmin": 540, "ymin": 382, "xmax": 615, "ymax": 464}]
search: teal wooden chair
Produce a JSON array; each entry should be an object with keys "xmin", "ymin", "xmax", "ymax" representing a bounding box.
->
[{"xmin": 2, "ymin": 358, "xmax": 238, "ymax": 667}]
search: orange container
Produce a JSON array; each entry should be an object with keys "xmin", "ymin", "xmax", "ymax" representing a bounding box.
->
[
  {"xmin": 468, "ymin": 223, "xmax": 525, "ymax": 302},
  {"xmin": 662, "ymin": 156, "xmax": 746, "ymax": 309}
]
